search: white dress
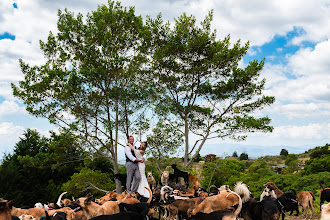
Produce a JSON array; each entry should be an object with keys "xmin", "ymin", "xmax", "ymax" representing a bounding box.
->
[{"xmin": 135, "ymin": 149, "xmax": 150, "ymax": 198}]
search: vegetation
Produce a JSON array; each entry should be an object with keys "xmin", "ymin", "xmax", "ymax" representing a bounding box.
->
[
  {"xmin": 144, "ymin": 11, "xmax": 275, "ymax": 167},
  {"xmin": 280, "ymin": 148, "xmax": 289, "ymax": 156},
  {"xmin": 0, "ymin": 128, "xmax": 328, "ymax": 214},
  {"xmin": 2, "ymin": 2, "xmax": 328, "ymax": 218}
]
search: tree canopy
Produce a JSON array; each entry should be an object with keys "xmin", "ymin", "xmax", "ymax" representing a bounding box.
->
[
  {"xmin": 12, "ymin": 1, "xmax": 151, "ymax": 191},
  {"xmin": 144, "ymin": 11, "xmax": 275, "ymax": 166},
  {"xmin": 12, "ymin": 0, "xmax": 274, "ymax": 184}
]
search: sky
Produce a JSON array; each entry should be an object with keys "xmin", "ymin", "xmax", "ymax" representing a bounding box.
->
[{"xmin": 0, "ymin": 0, "xmax": 329, "ymax": 161}]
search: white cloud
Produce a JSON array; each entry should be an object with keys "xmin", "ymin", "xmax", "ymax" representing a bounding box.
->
[
  {"xmin": 270, "ymin": 123, "xmax": 329, "ymax": 139},
  {"xmin": 1, "ymin": 0, "xmax": 329, "ymax": 159},
  {"xmin": 212, "ymin": 123, "xmax": 330, "ymax": 148},
  {"xmin": 268, "ymin": 101, "xmax": 330, "ymax": 119},
  {"xmin": 0, "ymin": 122, "xmax": 24, "ymax": 136},
  {"xmin": 0, "ymin": 122, "xmax": 25, "ymax": 156},
  {"xmin": 118, "ymin": 0, "xmax": 330, "ymax": 46},
  {"xmin": 0, "ymin": 100, "xmax": 26, "ymax": 117},
  {"xmin": 288, "ymin": 39, "xmax": 330, "ymax": 76},
  {"xmin": 261, "ymin": 64, "xmax": 288, "ymax": 89},
  {"xmin": 260, "ymin": 38, "xmax": 330, "ymax": 120}
]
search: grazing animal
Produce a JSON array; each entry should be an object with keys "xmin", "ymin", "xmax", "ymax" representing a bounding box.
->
[
  {"xmin": 89, "ymin": 211, "xmax": 144, "ymax": 220},
  {"xmin": 44, "ymin": 211, "xmax": 67, "ymax": 220},
  {"xmin": 168, "ymin": 182, "xmax": 188, "ymax": 193},
  {"xmin": 61, "ymin": 199, "xmax": 71, "ymax": 207},
  {"xmin": 73, "ymin": 193, "xmax": 123, "ymax": 219},
  {"xmin": 160, "ymin": 186, "xmax": 174, "ymax": 202},
  {"xmin": 207, "ymin": 185, "xmax": 219, "ymax": 195},
  {"xmin": 171, "ymin": 164, "xmax": 189, "ymax": 185},
  {"xmin": 218, "ymin": 185, "xmax": 231, "ymax": 192},
  {"xmin": 131, "ymin": 188, "xmax": 153, "ymax": 203},
  {"xmin": 260, "ymin": 185, "xmax": 277, "ymax": 201},
  {"xmin": 118, "ymin": 202, "xmax": 163, "ymax": 218},
  {"xmin": 162, "ymin": 197, "xmax": 204, "ymax": 220},
  {"xmin": 11, "ymin": 207, "xmax": 45, "ymax": 219},
  {"xmin": 276, "ymin": 190, "xmax": 299, "ymax": 220},
  {"xmin": 47, "ymin": 192, "xmax": 69, "ymax": 210},
  {"xmin": 161, "ymin": 171, "xmax": 170, "ymax": 186},
  {"xmin": 239, "ymin": 183, "xmax": 281, "ymax": 220},
  {"xmin": 297, "ymin": 191, "xmax": 315, "ymax": 219},
  {"xmin": 188, "ymin": 174, "xmax": 200, "ymax": 187},
  {"xmin": 188, "ymin": 192, "xmax": 242, "ymax": 220},
  {"xmin": 47, "ymin": 207, "xmax": 79, "ymax": 220},
  {"xmin": 319, "ymin": 181, "xmax": 330, "ymax": 211},
  {"xmin": 241, "ymin": 196, "xmax": 280, "ymax": 220},
  {"xmin": 191, "ymin": 182, "xmax": 250, "ymax": 215},
  {"xmin": 321, "ymin": 202, "xmax": 330, "ymax": 220},
  {"xmin": 147, "ymin": 172, "xmax": 156, "ymax": 190},
  {"xmin": 173, "ymin": 185, "xmax": 199, "ymax": 197},
  {"xmin": 263, "ymin": 182, "xmax": 284, "ymax": 198},
  {"xmin": 34, "ymin": 203, "xmax": 50, "ymax": 211},
  {"xmin": 19, "ymin": 215, "xmax": 37, "ymax": 220},
  {"xmin": 0, "ymin": 200, "xmax": 15, "ymax": 220},
  {"xmin": 97, "ymin": 192, "xmax": 138, "ymax": 205},
  {"xmin": 151, "ymin": 186, "xmax": 162, "ymax": 203},
  {"xmin": 98, "ymin": 187, "xmax": 152, "ymax": 204}
]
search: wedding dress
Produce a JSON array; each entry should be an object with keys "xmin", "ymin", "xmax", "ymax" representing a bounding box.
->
[{"xmin": 134, "ymin": 149, "xmax": 150, "ymax": 198}]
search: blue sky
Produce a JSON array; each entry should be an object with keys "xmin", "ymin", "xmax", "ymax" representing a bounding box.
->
[{"xmin": 0, "ymin": 0, "xmax": 329, "ymax": 161}]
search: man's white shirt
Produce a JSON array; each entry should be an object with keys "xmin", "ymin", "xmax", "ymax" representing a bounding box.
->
[{"xmin": 125, "ymin": 145, "xmax": 137, "ymax": 162}]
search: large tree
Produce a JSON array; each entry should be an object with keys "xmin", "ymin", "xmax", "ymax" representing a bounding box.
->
[
  {"xmin": 0, "ymin": 129, "xmax": 85, "ymax": 206},
  {"xmin": 12, "ymin": 1, "xmax": 150, "ymax": 191},
  {"xmin": 144, "ymin": 11, "xmax": 275, "ymax": 167}
]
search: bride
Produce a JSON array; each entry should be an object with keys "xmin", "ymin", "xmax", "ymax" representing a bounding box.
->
[{"xmin": 128, "ymin": 141, "xmax": 150, "ymax": 198}]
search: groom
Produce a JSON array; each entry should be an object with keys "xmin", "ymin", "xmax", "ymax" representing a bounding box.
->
[{"xmin": 125, "ymin": 135, "xmax": 145, "ymax": 194}]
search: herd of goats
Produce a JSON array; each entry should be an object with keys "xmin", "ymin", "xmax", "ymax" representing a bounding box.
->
[{"xmin": 0, "ymin": 164, "xmax": 330, "ymax": 220}]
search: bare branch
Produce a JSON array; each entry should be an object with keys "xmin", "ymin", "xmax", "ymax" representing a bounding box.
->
[{"xmin": 86, "ymin": 182, "xmax": 110, "ymax": 193}]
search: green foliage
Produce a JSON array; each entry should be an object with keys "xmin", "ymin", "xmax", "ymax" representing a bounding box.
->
[
  {"xmin": 280, "ymin": 148, "xmax": 289, "ymax": 156},
  {"xmin": 62, "ymin": 167, "xmax": 114, "ymax": 198},
  {"xmin": 239, "ymin": 152, "xmax": 248, "ymax": 160},
  {"xmin": 283, "ymin": 154, "xmax": 299, "ymax": 173},
  {"xmin": 11, "ymin": 1, "xmax": 155, "ymax": 192},
  {"xmin": 0, "ymin": 129, "xmax": 115, "ymax": 206},
  {"xmin": 302, "ymin": 154, "xmax": 330, "ymax": 175},
  {"xmin": 232, "ymin": 151, "xmax": 238, "ymax": 157},
  {"xmin": 144, "ymin": 11, "xmax": 275, "ymax": 166},
  {"xmin": 201, "ymin": 158, "xmax": 245, "ymax": 188},
  {"xmin": 0, "ymin": 129, "xmax": 85, "ymax": 206},
  {"xmin": 309, "ymin": 143, "xmax": 330, "ymax": 159},
  {"xmin": 194, "ymin": 154, "xmax": 203, "ymax": 162}
]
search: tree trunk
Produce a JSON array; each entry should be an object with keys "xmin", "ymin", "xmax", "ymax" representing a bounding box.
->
[
  {"xmin": 184, "ymin": 117, "xmax": 189, "ymax": 167},
  {"xmin": 187, "ymin": 131, "xmax": 209, "ymax": 167},
  {"xmin": 114, "ymin": 97, "xmax": 122, "ymax": 193}
]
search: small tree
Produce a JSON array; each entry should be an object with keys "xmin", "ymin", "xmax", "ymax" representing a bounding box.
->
[
  {"xmin": 280, "ymin": 149, "xmax": 289, "ymax": 156},
  {"xmin": 232, "ymin": 151, "xmax": 238, "ymax": 157},
  {"xmin": 194, "ymin": 153, "xmax": 203, "ymax": 162},
  {"xmin": 239, "ymin": 152, "xmax": 249, "ymax": 160}
]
